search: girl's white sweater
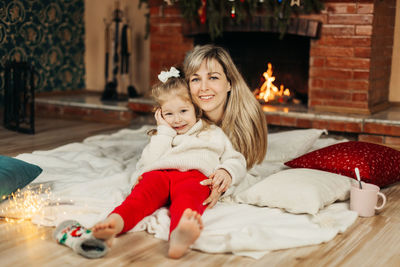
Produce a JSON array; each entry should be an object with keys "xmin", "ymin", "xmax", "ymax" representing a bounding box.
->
[{"xmin": 136, "ymin": 120, "xmax": 246, "ymax": 191}]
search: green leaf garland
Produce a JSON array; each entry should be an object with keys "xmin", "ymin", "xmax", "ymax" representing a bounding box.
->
[{"xmin": 142, "ymin": 0, "xmax": 324, "ymax": 40}]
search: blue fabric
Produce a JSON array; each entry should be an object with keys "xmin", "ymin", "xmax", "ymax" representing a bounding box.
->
[{"xmin": 0, "ymin": 155, "xmax": 42, "ymax": 201}]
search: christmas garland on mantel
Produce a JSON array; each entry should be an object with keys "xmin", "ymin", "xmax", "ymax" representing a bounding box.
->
[{"xmin": 140, "ymin": 0, "xmax": 324, "ymax": 40}]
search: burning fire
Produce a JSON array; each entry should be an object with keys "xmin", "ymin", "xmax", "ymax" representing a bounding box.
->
[{"xmin": 255, "ymin": 62, "xmax": 291, "ymax": 103}]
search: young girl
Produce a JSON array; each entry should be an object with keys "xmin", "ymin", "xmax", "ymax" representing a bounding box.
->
[{"xmin": 91, "ymin": 67, "xmax": 246, "ymax": 258}]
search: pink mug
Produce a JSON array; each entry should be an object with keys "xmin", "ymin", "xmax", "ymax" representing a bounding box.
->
[{"xmin": 350, "ymin": 182, "xmax": 386, "ymax": 217}]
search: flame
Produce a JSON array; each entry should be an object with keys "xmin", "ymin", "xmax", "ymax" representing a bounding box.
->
[{"xmin": 255, "ymin": 62, "xmax": 290, "ymax": 103}]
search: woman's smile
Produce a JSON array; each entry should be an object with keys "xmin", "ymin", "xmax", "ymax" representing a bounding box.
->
[{"xmin": 199, "ymin": 95, "xmax": 214, "ymax": 100}]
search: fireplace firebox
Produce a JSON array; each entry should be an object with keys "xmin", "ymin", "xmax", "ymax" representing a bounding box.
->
[{"xmin": 193, "ymin": 32, "xmax": 310, "ymax": 105}]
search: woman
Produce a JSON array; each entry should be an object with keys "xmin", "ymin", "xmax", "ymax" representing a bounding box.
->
[{"xmin": 183, "ymin": 44, "xmax": 268, "ymax": 207}]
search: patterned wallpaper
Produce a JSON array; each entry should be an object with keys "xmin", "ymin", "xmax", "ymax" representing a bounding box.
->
[{"xmin": 0, "ymin": 0, "xmax": 85, "ymax": 105}]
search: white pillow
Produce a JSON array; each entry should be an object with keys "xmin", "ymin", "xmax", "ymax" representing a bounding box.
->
[
  {"xmin": 266, "ymin": 128, "xmax": 327, "ymax": 162},
  {"xmin": 233, "ymin": 168, "xmax": 352, "ymax": 215}
]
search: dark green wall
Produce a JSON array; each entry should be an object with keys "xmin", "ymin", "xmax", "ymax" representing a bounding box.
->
[{"xmin": 0, "ymin": 0, "xmax": 85, "ymax": 105}]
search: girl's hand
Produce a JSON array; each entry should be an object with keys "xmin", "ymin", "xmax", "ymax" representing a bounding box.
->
[
  {"xmin": 132, "ymin": 175, "xmax": 143, "ymax": 189},
  {"xmin": 154, "ymin": 108, "xmax": 170, "ymax": 127}
]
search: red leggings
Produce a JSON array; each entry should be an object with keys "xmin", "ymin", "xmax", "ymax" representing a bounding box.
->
[{"xmin": 111, "ymin": 169, "xmax": 210, "ymax": 235}]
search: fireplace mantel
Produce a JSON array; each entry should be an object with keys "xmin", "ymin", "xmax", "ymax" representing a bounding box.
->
[{"xmin": 182, "ymin": 17, "xmax": 321, "ymax": 38}]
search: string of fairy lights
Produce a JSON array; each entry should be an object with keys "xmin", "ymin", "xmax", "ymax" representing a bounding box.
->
[{"xmin": 0, "ymin": 184, "xmax": 54, "ymax": 224}]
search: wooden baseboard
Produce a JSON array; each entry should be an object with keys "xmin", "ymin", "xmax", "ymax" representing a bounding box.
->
[
  {"xmin": 370, "ymin": 102, "xmax": 391, "ymax": 113},
  {"xmin": 36, "ymin": 89, "xmax": 89, "ymax": 97},
  {"xmin": 389, "ymin": 101, "xmax": 400, "ymax": 107}
]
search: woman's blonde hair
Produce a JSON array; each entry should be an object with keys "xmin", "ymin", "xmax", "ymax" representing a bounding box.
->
[{"xmin": 183, "ymin": 45, "xmax": 268, "ymax": 169}]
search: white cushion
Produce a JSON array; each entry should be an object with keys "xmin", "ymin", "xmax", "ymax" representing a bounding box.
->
[
  {"xmin": 233, "ymin": 168, "xmax": 352, "ymax": 215},
  {"xmin": 266, "ymin": 129, "xmax": 327, "ymax": 162}
]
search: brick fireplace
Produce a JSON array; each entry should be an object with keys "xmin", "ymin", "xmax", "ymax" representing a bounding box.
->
[{"xmin": 148, "ymin": 0, "xmax": 396, "ymax": 115}]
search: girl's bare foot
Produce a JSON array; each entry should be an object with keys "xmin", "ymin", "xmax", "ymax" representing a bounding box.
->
[
  {"xmin": 168, "ymin": 208, "xmax": 203, "ymax": 259},
  {"xmin": 92, "ymin": 218, "xmax": 118, "ymax": 247}
]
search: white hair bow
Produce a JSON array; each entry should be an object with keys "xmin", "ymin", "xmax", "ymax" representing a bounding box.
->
[{"xmin": 158, "ymin": 67, "xmax": 180, "ymax": 83}]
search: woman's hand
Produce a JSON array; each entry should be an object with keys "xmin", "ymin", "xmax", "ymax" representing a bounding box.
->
[
  {"xmin": 209, "ymin": 169, "xmax": 232, "ymax": 193},
  {"xmin": 200, "ymin": 169, "xmax": 232, "ymax": 209},
  {"xmin": 201, "ymin": 187, "xmax": 221, "ymax": 209},
  {"xmin": 154, "ymin": 108, "xmax": 170, "ymax": 127}
]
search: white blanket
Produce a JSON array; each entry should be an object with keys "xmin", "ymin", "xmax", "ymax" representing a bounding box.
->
[{"xmin": 3, "ymin": 126, "xmax": 357, "ymax": 259}]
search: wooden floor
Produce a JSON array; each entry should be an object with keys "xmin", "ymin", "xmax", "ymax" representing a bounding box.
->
[
  {"xmin": 1, "ymin": 117, "xmax": 400, "ymax": 267},
  {"xmin": 0, "ymin": 117, "xmax": 129, "ymax": 157}
]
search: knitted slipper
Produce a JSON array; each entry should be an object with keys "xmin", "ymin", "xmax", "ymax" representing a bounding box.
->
[{"xmin": 53, "ymin": 220, "xmax": 108, "ymax": 259}]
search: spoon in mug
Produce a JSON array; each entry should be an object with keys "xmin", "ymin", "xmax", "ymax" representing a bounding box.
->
[{"xmin": 355, "ymin": 167, "xmax": 362, "ymax": 189}]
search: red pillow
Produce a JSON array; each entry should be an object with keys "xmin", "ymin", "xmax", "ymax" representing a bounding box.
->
[{"xmin": 284, "ymin": 141, "xmax": 400, "ymax": 187}]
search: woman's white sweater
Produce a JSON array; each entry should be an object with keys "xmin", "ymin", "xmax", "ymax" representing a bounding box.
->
[{"xmin": 136, "ymin": 120, "xmax": 246, "ymax": 190}]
